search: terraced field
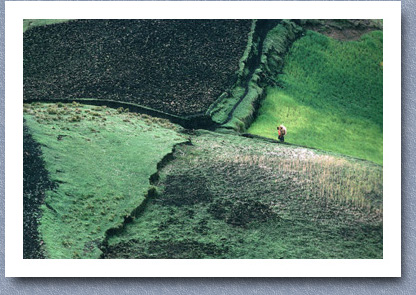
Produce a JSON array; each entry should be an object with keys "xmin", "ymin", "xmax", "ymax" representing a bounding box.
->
[
  {"xmin": 24, "ymin": 19, "xmax": 251, "ymax": 116},
  {"xmin": 103, "ymin": 131, "xmax": 382, "ymax": 259},
  {"xmin": 23, "ymin": 19, "xmax": 383, "ymax": 259},
  {"xmin": 248, "ymin": 28, "xmax": 383, "ymax": 164}
]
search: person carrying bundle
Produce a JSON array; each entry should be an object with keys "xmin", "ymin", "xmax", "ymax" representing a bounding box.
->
[{"xmin": 277, "ymin": 124, "xmax": 287, "ymax": 142}]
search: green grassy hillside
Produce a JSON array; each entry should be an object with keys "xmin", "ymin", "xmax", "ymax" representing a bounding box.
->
[
  {"xmin": 248, "ymin": 30, "xmax": 383, "ymax": 164},
  {"xmin": 24, "ymin": 103, "xmax": 186, "ymax": 258},
  {"xmin": 24, "ymin": 103, "xmax": 382, "ymax": 259},
  {"xmin": 23, "ymin": 21, "xmax": 384, "ymax": 260},
  {"xmin": 103, "ymin": 131, "xmax": 382, "ymax": 259}
]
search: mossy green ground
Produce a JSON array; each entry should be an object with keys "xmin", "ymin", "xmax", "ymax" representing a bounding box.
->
[
  {"xmin": 24, "ymin": 103, "xmax": 186, "ymax": 258},
  {"xmin": 24, "ymin": 19, "xmax": 73, "ymax": 32},
  {"xmin": 248, "ymin": 30, "xmax": 383, "ymax": 164},
  {"xmin": 104, "ymin": 131, "xmax": 382, "ymax": 259},
  {"xmin": 24, "ymin": 104, "xmax": 382, "ymax": 259}
]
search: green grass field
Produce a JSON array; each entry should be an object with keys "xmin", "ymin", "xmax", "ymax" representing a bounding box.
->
[
  {"xmin": 104, "ymin": 131, "xmax": 382, "ymax": 259},
  {"xmin": 24, "ymin": 102, "xmax": 382, "ymax": 259},
  {"xmin": 23, "ymin": 21, "xmax": 383, "ymax": 260},
  {"xmin": 24, "ymin": 103, "xmax": 186, "ymax": 258},
  {"xmin": 248, "ymin": 30, "xmax": 383, "ymax": 164}
]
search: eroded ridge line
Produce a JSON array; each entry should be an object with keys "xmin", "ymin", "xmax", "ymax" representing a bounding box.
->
[{"xmin": 98, "ymin": 140, "xmax": 192, "ymax": 258}]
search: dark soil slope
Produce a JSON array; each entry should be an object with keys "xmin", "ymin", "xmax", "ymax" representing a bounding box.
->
[
  {"xmin": 24, "ymin": 19, "xmax": 251, "ymax": 116},
  {"xmin": 23, "ymin": 121, "xmax": 56, "ymax": 258}
]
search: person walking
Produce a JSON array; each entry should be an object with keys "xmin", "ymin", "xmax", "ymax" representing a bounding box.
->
[{"xmin": 277, "ymin": 124, "xmax": 287, "ymax": 142}]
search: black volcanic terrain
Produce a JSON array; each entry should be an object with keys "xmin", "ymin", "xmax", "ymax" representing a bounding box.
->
[{"xmin": 24, "ymin": 19, "xmax": 251, "ymax": 116}]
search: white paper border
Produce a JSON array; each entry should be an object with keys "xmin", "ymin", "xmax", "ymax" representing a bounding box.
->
[{"xmin": 5, "ymin": 1, "xmax": 401, "ymax": 277}]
